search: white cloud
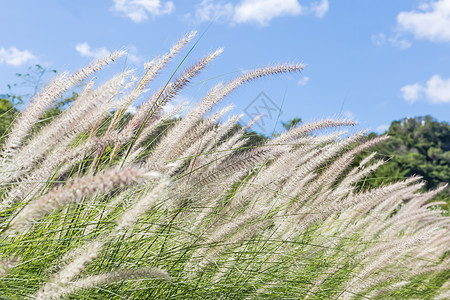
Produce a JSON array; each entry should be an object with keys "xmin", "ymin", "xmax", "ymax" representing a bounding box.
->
[
  {"xmin": 401, "ymin": 83, "xmax": 423, "ymax": 103},
  {"xmin": 234, "ymin": 0, "xmax": 302, "ymax": 26},
  {"xmin": 112, "ymin": 0, "xmax": 174, "ymax": 23},
  {"xmin": 371, "ymin": 33, "xmax": 411, "ymax": 49},
  {"xmin": 392, "ymin": 37, "xmax": 412, "ymax": 49},
  {"xmin": 401, "ymin": 75, "xmax": 450, "ymax": 104},
  {"xmin": 309, "ymin": 0, "xmax": 329, "ymax": 18},
  {"xmin": 298, "ymin": 76, "xmax": 310, "ymax": 85},
  {"xmin": 190, "ymin": 0, "xmax": 328, "ymax": 26},
  {"xmin": 0, "ymin": 47, "xmax": 35, "ymax": 66},
  {"xmin": 371, "ymin": 33, "xmax": 386, "ymax": 46},
  {"xmin": 342, "ymin": 110, "xmax": 355, "ymax": 120},
  {"xmin": 376, "ymin": 124, "xmax": 389, "ymax": 133},
  {"xmin": 189, "ymin": 0, "xmax": 234, "ymax": 23},
  {"xmin": 76, "ymin": 43, "xmax": 141, "ymax": 63},
  {"xmin": 397, "ymin": 0, "xmax": 450, "ymax": 42},
  {"xmin": 123, "ymin": 45, "xmax": 142, "ymax": 63},
  {"xmin": 126, "ymin": 106, "xmax": 138, "ymax": 114},
  {"xmin": 76, "ymin": 43, "xmax": 109, "ymax": 59},
  {"xmin": 423, "ymin": 75, "xmax": 450, "ymax": 103}
]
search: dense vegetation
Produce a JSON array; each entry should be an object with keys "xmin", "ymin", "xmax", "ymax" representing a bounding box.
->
[
  {"xmin": 356, "ymin": 116, "xmax": 449, "ymax": 211},
  {"xmin": 0, "ymin": 34, "xmax": 448, "ymax": 299},
  {"xmin": 366, "ymin": 116, "xmax": 449, "ymax": 188}
]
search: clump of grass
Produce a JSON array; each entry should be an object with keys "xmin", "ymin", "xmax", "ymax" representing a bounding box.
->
[{"xmin": 0, "ymin": 32, "xmax": 448, "ymax": 299}]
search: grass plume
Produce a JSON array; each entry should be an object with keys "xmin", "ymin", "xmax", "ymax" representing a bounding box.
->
[{"xmin": 0, "ymin": 33, "xmax": 447, "ymax": 299}]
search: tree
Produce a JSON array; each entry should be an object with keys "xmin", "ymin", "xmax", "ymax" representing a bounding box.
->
[
  {"xmin": 282, "ymin": 117, "xmax": 302, "ymax": 131},
  {"xmin": 4, "ymin": 64, "xmax": 57, "ymax": 107},
  {"xmin": 0, "ymin": 65, "xmax": 78, "ymax": 139},
  {"xmin": 360, "ymin": 116, "xmax": 450, "ymax": 211}
]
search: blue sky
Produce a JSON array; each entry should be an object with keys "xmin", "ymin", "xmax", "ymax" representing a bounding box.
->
[{"xmin": 1, "ymin": 0, "xmax": 449, "ymax": 134}]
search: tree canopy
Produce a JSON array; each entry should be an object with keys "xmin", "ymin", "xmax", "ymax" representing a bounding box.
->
[{"xmin": 367, "ymin": 116, "xmax": 449, "ymax": 190}]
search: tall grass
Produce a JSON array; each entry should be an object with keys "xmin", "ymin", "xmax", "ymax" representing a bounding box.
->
[{"xmin": 0, "ymin": 33, "xmax": 448, "ymax": 299}]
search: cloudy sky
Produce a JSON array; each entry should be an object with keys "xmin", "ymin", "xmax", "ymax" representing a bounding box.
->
[{"xmin": 1, "ymin": 0, "xmax": 449, "ymax": 134}]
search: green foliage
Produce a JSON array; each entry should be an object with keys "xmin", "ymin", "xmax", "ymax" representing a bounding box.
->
[
  {"xmin": 228, "ymin": 122, "xmax": 268, "ymax": 147},
  {"xmin": 0, "ymin": 98, "xmax": 19, "ymax": 139},
  {"xmin": 282, "ymin": 117, "xmax": 302, "ymax": 131},
  {"xmin": 384, "ymin": 116, "xmax": 448, "ymax": 187},
  {"xmin": 359, "ymin": 116, "xmax": 450, "ymax": 210}
]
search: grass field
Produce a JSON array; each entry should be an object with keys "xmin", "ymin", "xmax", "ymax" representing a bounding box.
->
[{"xmin": 0, "ymin": 33, "xmax": 448, "ymax": 299}]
